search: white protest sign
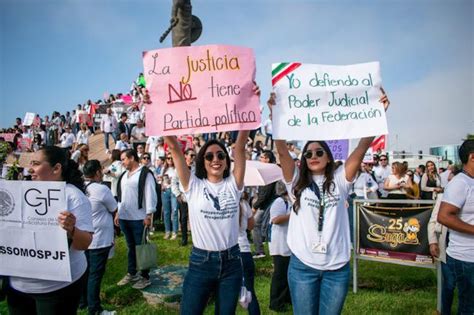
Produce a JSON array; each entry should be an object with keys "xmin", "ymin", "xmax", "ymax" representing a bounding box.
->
[
  {"xmin": 23, "ymin": 112, "xmax": 36, "ymax": 126},
  {"xmin": 0, "ymin": 180, "xmax": 71, "ymax": 281},
  {"xmin": 272, "ymin": 62, "xmax": 388, "ymax": 140}
]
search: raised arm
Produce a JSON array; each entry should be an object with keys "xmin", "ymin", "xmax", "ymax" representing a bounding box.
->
[
  {"xmin": 233, "ymin": 83, "xmax": 261, "ymax": 189},
  {"xmin": 276, "ymin": 140, "xmax": 295, "ymax": 183},
  {"xmin": 345, "ymin": 88, "xmax": 390, "ymax": 181},
  {"xmin": 163, "ymin": 136, "xmax": 190, "ymax": 190},
  {"xmin": 233, "ymin": 129, "xmax": 250, "ymax": 190}
]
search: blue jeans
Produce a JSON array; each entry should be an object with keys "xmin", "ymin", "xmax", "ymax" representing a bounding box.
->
[
  {"xmin": 119, "ymin": 219, "xmax": 149, "ymax": 279},
  {"xmin": 241, "ymin": 252, "xmax": 261, "ymax": 315},
  {"xmin": 443, "ymin": 255, "xmax": 474, "ymax": 314},
  {"xmin": 288, "ymin": 254, "xmax": 350, "ymax": 315},
  {"xmin": 85, "ymin": 246, "xmax": 111, "ymax": 315},
  {"xmin": 180, "ymin": 245, "xmax": 242, "ymax": 315},
  {"xmin": 162, "ymin": 188, "xmax": 178, "ymax": 233},
  {"xmin": 103, "ymin": 132, "xmax": 116, "ymax": 150}
]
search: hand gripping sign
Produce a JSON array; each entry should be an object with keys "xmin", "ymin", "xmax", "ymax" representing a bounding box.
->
[
  {"xmin": 0, "ymin": 180, "xmax": 71, "ymax": 282},
  {"xmin": 272, "ymin": 61, "xmax": 388, "ymax": 140},
  {"xmin": 143, "ymin": 45, "xmax": 261, "ymax": 136}
]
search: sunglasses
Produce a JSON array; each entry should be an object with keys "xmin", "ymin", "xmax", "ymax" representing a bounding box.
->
[
  {"xmin": 166, "ymin": 157, "xmax": 173, "ymax": 160},
  {"xmin": 204, "ymin": 151, "xmax": 226, "ymax": 162},
  {"xmin": 303, "ymin": 149, "xmax": 325, "ymax": 159},
  {"xmin": 380, "ymin": 158, "xmax": 387, "ymax": 161},
  {"xmin": 143, "ymin": 156, "xmax": 150, "ymax": 160}
]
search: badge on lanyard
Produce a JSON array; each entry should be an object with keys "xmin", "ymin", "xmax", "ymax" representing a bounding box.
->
[{"xmin": 309, "ymin": 182, "xmax": 327, "ymax": 254}]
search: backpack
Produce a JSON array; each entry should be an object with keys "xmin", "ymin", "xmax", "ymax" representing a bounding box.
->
[{"xmin": 261, "ymin": 197, "xmax": 288, "ymax": 242}]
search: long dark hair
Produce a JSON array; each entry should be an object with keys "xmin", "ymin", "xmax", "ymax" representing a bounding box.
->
[
  {"xmin": 293, "ymin": 141, "xmax": 336, "ymax": 213},
  {"xmin": 40, "ymin": 146, "xmax": 85, "ymax": 193},
  {"xmin": 195, "ymin": 140, "xmax": 231, "ymax": 180}
]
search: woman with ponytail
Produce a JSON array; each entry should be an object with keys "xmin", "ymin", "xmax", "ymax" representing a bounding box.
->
[
  {"xmin": 7, "ymin": 146, "xmax": 94, "ymax": 315},
  {"xmin": 275, "ymin": 89, "xmax": 390, "ymax": 315}
]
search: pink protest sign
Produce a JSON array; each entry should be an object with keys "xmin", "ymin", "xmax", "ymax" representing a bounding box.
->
[
  {"xmin": 143, "ymin": 45, "xmax": 260, "ymax": 136},
  {"xmin": 0, "ymin": 133, "xmax": 16, "ymax": 142}
]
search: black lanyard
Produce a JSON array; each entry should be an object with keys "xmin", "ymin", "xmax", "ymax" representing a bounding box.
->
[{"xmin": 309, "ymin": 182, "xmax": 325, "ymax": 232}]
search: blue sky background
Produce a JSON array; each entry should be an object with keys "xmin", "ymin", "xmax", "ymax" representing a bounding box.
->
[{"xmin": 1, "ymin": 0, "xmax": 472, "ymax": 152}]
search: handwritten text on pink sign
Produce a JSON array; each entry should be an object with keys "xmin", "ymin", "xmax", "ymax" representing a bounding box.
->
[{"xmin": 143, "ymin": 45, "xmax": 260, "ymax": 136}]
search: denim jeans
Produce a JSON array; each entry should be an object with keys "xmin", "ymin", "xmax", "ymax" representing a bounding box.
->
[
  {"xmin": 85, "ymin": 246, "xmax": 111, "ymax": 315},
  {"xmin": 241, "ymin": 252, "xmax": 261, "ymax": 315},
  {"xmin": 443, "ymin": 255, "xmax": 474, "ymax": 314},
  {"xmin": 119, "ymin": 219, "xmax": 149, "ymax": 279},
  {"xmin": 162, "ymin": 188, "xmax": 178, "ymax": 233},
  {"xmin": 288, "ymin": 254, "xmax": 350, "ymax": 315},
  {"xmin": 103, "ymin": 132, "xmax": 116, "ymax": 150},
  {"xmin": 180, "ymin": 244, "xmax": 242, "ymax": 315}
]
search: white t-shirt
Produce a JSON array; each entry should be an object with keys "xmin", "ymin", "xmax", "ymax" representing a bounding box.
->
[
  {"xmin": 183, "ymin": 173, "xmax": 242, "ymax": 251},
  {"xmin": 76, "ymin": 130, "xmax": 91, "ymax": 145},
  {"xmin": 373, "ymin": 165, "xmax": 391, "ymax": 197},
  {"xmin": 263, "ymin": 118, "xmax": 273, "ymax": 135},
  {"xmin": 104, "ymin": 161, "xmax": 125, "ymax": 197},
  {"xmin": 10, "ymin": 184, "xmax": 94, "ymax": 293},
  {"xmin": 86, "ymin": 182, "xmax": 117, "ymax": 249},
  {"xmin": 60, "ymin": 132, "xmax": 76, "ymax": 148},
  {"xmin": 146, "ymin": 137, "xmax": 161, "ymax": 163},
  {"xmin": 115, "ymin": 140, "xmax": 131, "ymax": 151},
  {"xmin": 131, "ymin": 126, "xmax": 146, "ymax": 142},
  {"xmin": 238, "ymin": 200, "xmax": 253, "ymax": 253},
  {"xmin": 352, "ymin": 172, "xmax": 378, "ymax": 198},
  {"xmin": 385, "ymin": 174, "xmax": 409, "ymax": 195},
  {"xmin": 442, "ymin": 172, "xmax": 474, "ymax": 263},
  {"xmin": 286, "ymin": 166, "xmax": 352, "ymax": 270},
  {"xmin": 269, "ymin": 197, "xmax": 291, "ymax": 256},
  {"xmin": 118, "ymin": 167, "xmax": 157, "ymax": 220}
]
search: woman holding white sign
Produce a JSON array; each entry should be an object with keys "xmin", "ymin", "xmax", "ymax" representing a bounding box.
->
[
  {"xmin": 275, "ymin": 89, "xmax": 389, "ymax": 315},
  {"xmin": 164, "ymin": 84, "xmax": 260, "ymax": 315},
  {"xmin": 7, "ymin": 146, "xmax": 94, "ymax": 315}
]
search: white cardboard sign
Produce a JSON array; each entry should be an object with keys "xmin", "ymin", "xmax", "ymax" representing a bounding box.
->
[
  {"xmin": 272, "ymin": 61, "xmax": 388, "ymax": 140},
  {"xmin": 0, "ymin": 180, "xmax": 71, "ymax": 282}
]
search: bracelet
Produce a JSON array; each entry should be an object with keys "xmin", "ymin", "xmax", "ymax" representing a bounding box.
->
[{"xmin": 68, "ymin": 226, "xmax": 76, "ymax": 239}]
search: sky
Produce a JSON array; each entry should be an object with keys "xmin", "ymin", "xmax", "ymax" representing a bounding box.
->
[{"xmin": 1, "ymin": 0, "xmax": 472, "ymax": 153}]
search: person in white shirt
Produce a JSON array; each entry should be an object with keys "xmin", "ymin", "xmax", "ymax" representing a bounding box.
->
[
  {"xmin": 103, "ymin": 149, "xmax": 126, "ymax": 198},
  {"xmin": 115, "ymin": 133, "xmax": 132, "ymax": 152},
  {"xmin": 161, "ymin": 152, "xmax": 179, "ymax": 240},
  {"xmin": 60, "ymin": 125, "xmax": 76, "ymax": 150},
  {"xmin": 275, "ymin": 89, "xmax": 389, "ymax": 315},
  {"xmin": 237, "ymin": 192, "xmax": 261, "ymax": 314},
  {"xmin": 75, "ymin": 123, "xmax": 92, "ymax": 147},
  {"xmin": 437, "ymin": 140, "xmax": 474, "ymax": 314},
  {"xmin": 130, "ymin": 119, "xmax": 147, "ymax": 150},
  {"xmin": 163, "ymin": 84, "xmax": 259, "ymax": 315},
  {"xmin": 82, "ymin": 160, "xmax": 118, "ymax": 315},
  {"xmin": 115, "ymin": 149, "xmax": 157, "ymax": 290},
  {"xmin": 263, "ymin": 113, "xmax": 274, "ymax": 150},
  {"xmin": 373, "ymin": 153, "xmax": 391, "ymax": 197},
  {"xmin": 145, "ymin": 136, "xmax": 161, "ymax": 165},
  {"xmin": 101, "ymin": 107, "xmax": 118, "ymax": 152},
  {"xmin": 268, "ymin": 182, "xmax": 292, "ymax": 312},
  {"xmin": 7, "ymin": 146, "xmax": 94, "ymax": 314}
]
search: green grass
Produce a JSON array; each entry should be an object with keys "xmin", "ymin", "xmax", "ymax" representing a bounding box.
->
[{"xmin": 1, "ymin": 231, "xmax": 446, "ymax": 315}]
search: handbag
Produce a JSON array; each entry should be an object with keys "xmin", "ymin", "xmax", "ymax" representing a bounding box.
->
[{"xmin": 136, "ymin": 227, "xmax": 157, "ymax": 271}]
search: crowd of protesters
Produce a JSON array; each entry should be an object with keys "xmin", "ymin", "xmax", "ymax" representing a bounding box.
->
[{"xmin": 0, "ymin": 79, "xmax": 472, "ymax": 315}]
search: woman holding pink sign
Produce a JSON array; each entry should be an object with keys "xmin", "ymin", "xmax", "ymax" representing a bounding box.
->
[
  {"xmin": 164, "ymin": 84, "xmax": 260, "ymax": 315},
  {"xmin": 275, "ymin": 89, "xmax": 389, "ymax": 315}
]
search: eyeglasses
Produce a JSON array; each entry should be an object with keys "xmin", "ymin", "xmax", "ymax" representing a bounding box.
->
[
  {"xmin": 204, "ymin": 151, "xmax": 226, "ymax": 162},
  {"xmin": 303, "ymin": 149, "xmax": 325, "ymax": 159}
]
